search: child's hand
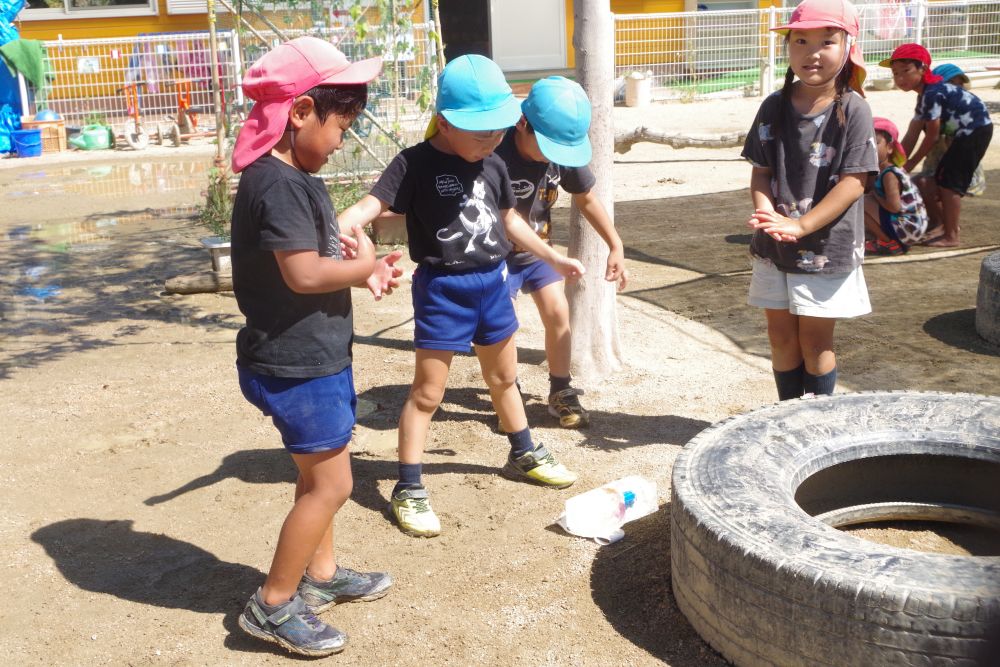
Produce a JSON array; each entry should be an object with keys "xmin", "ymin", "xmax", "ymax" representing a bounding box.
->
[
  {"xmin": 748, "ymin": 209, "xmax": 800, "ymax": 243},
  {"xmin": 351, "ymin": 224, "xmax": 376, "ymax": 262},
  {"xmin": 555, "ymin": 256, "xmax": 586, "ymax": 281},
  {"xmin": 339, "ymin": 233, "xmax": 359, "ymax": 260},
  {"xmin": 367, "ymin": 249, "xmax": 404, "ymax": 301},
  {"xmin": 605, "ymin": 249, "xmax": 628, "ymax": 291}
]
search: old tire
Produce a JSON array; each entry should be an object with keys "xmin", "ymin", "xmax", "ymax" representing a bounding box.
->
[
  {"xmin": 671, "ymin": 391, "xmax": 1000, "ymax": 667},
  {"xmin": 977, "ymin": 252, "xmax": 1000, "ymax": 346}
]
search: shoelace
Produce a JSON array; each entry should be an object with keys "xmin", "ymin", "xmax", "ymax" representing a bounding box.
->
[
  {"xmin": 409, "ymin": 498, "xmax": 431, "ymax": 513},
  {"xmin": 301, "ymin": 610, "xmax": 324, "ymax": 630}
]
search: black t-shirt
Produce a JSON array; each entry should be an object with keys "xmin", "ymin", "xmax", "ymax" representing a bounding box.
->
[
  {"xmin": 370, "ymin": 141, "xmax": 515, "ymax": 270},
  {"xmin": 231, "ymin": 155, "xmax": 353, "ymax": 378},
  {"xmin": 493, "ymin": 129, "xmax": 596, "ymax": 265}
]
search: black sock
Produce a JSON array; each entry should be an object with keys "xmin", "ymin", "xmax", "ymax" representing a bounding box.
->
[
  {"xmin": 549, "ymin": 374, "xmax": 571, "ymax": 395},
  {"xmin": 804, "ymin": 367, "xmax": 837, "ymax": 396},
  {"xmin": 393, "ymin": 463, "xmax": 422, "ymax": 497},
  {"xmin": 773, "ymin": 362, "xmax": 805, "ymax": 400},
  {"xmin": 507, "ymin": 427, "xmax": 535, "ymax": 457}
]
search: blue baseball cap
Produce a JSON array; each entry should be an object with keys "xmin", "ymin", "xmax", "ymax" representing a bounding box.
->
[
  {"xmin": 435, "ymin": 55, "xmax": 522, "ymax": 131},
  {"xmin": 933, "ymin": 63, "xmax": 969, "ymax": 84},
  {"xmin": 521, "ymin": 76, "xmax": 592, "ymax": 167}
]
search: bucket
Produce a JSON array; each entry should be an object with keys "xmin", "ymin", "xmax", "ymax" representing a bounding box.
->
[
  {"xmin": 12, "ymin": 129, "xmax": 43, "ymax": 157},
  {"xmin": 624, "ymin": 71, "xmax": 652, "ymax": 107}
]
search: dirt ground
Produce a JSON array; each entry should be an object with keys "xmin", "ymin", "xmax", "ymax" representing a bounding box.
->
[{"xmin": 2, "ymin": 87, "xmax": 999, "ymax": 666}]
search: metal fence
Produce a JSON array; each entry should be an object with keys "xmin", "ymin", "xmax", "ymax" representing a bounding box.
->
[
  {"xmin": 615, "ymin": 0, "xmax": 1000, "ymax": 102},
  {"xmin": 28, "ymin": 32, "xmax": 242, "ymax": 136}
]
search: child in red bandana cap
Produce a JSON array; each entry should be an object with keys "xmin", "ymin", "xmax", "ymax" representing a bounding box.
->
[{"xmin": 881, "ymin": 43, "xmax": 993, "ymax": 247}]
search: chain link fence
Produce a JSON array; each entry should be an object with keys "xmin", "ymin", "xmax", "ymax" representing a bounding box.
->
[{"xmin": 615, "ymin": 0, "xmax": 1000, "ymax": 102}]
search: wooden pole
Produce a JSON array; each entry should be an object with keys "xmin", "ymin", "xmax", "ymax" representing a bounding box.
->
[
  {"xmin": 568, "ymin": 0, "xmax": 621, "ymax": 380},
  {"xmin": 207, "ymin": 0, "xmax": 226, "ymax": 168}
]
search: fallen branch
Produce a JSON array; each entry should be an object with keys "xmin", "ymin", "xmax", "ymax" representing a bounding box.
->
[
  {"xmin": 614, "ymin": 127, "xmax": 747, "ymax": 154},
  {"xmin": 164, "ymin": 271, "xmax": 233, "ymax": 295}
]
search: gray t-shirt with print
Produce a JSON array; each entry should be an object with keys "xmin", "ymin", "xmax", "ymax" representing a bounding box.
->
[{"xmin": 742, "ymin": 90, "xmax": 877, "ymax": 274}]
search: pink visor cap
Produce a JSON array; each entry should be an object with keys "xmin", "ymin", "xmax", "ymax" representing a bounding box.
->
[
  {"xmin": 232, "ymin": 36, "xmax": 382, "ymax": 173},
  {"xmin": 873, "ymin": 116, "xmax": 907, "ymax": 167},
  {"xmin": 772, "ymin": 0, "xmax": 868, "ymax": 96}
]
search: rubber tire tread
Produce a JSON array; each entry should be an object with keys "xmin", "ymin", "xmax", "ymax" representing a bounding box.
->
[
  {"xmin": 976, "ymin": 252, "xmax": 1000, "ymax": 346},
  {"xmin": 671, "ymin": 391, "xmax": 1000, "ymax": 667}
]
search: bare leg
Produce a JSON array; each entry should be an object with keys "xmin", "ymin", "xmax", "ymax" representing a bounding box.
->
[
  {"xmin": 863, "ymin": 195, "xmax": 891, "ymax": 243},
  {"xmin": 261, "ymin": 446, "xmax": 352, "ymax": 605},
  {"xmin": 928, "ymin": 186, "xmax": 962, "ymax": 247},
  {"xmin": 797, "ymin": 315, "xmax": 837, "ymax": 376},
  {"xmin": 915, "ymin": 176, "xmax": 944, "ymax": 237},
  {"xmin": 398, "ymin": 349, "xmax": 453, "ymax": 465},
  {"xmin": 765, "ymin": 308, "xmax": 803, "ymax": 372},
  {"xmin": 474, "ymin": 335, "xmax": 527, "ymax": 435},
  {"xmin": 529, "ymin": 281, "xmax": 571, "ymax": 378}
]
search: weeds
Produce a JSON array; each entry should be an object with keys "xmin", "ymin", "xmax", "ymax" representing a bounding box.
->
[{"xmin": 198, "ymin": 167, "xmax": 233, "ymax": 241}]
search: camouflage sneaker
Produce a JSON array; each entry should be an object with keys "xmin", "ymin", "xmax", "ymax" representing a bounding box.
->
[
  {"xmin": 298, "ymin": 567, "xmax": 393, "ymax": 614},
  {"xmin": 502, "ymin": 445, "xmax": 578, "ymax": 489},
  {"xmin": 390, "ymin": 485, "xmax": 441, "ymax": 537},
  {"xmin": 548, "ymin": 387, "xmax": 590, "ymax": 429},
  {"xmin": 238, "ymin": 590, "xmax": 347, "ymax": 657}
]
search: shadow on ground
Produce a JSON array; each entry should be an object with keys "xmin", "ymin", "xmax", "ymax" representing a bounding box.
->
[
  {"xmin": 590, "ymin": 505, "xmax": 728, "ymax": 666},
  {"xmin": 554, "ymin": 171, "xmax": 1000, "ymax": 395}
]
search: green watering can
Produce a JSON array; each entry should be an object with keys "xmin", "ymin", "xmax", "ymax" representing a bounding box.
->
[{"xmin": 69, "ymin": 124, "xmax": 113, "ymax": 151}]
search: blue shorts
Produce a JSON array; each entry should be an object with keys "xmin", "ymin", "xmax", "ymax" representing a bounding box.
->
[
  {"xmin": 237, "ymin": 364, "xmax": 356, "ymax": 454},
  {"xmin": 412, "ymin": 262, "xmax": 519, "ymax": 352},
  {"xmin": 506, "ymin": 259, "xmax": 563, "ymax": 298}
]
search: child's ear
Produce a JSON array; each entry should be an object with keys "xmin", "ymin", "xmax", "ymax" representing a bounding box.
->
[
  {"xmin": 289, "ymin": 96, "xmax": 316, "ymax": 129},
  {"xmin": 515, "ymin": 116, "xmax": 528, "ymax": 132}
]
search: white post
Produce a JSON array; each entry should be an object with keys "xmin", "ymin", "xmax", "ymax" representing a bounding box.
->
[
  {"xmin": 915, "ymin": 0, "xmax": 926, "ymax": 45},
  {"xmin": 765, "ymin": 6, "xmax": 777, "ymax": 96},
  {"xmin": 17, "ymin": 72, "xmax": 30, "ymax": 117},
  {"xmin": 568, "ymin": 0, "xmax": 622, "ymax": 380}
]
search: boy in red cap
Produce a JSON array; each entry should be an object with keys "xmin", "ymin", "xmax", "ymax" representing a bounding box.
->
[
  {"xmin": 881, "ymin": 43, "xmax": 993, "ymax": 247},
  {"xmin": 863, "ymin": 116, "xmax": 928, "ymax": 255},
  {"xmin": 742, "ymin": 0, "xmax": 878, "ymax": 401},
  {"xmin": 229, "ymin": 37, "xmax": 402, "ymax": 656}
]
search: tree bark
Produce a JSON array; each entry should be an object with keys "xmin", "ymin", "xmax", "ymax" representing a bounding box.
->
[
  {"xmin": 164, "ymin": 272, "xmax": 233, "ymax": 295},
  {"xmin": 569, "ymin": 0, "xmax": 622, "ymax": 381}
]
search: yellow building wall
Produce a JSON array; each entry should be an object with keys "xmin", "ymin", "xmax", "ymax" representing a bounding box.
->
[
  {"xmin": 563, "ymin": 0, "xmax": 777, "ymax": 68},
  {"xmin": 18, "ymin": 0, "xmax": 208, "ymax": 40}
]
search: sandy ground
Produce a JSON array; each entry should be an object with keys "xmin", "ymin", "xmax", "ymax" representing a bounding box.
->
[{"xmin": 1, "ymin": 87, "xmax": 999, "ymax": 666}]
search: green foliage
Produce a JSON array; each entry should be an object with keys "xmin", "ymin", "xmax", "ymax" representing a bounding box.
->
[
  {"xmin": 199, "ymin": 167, "xmax": 233, "ymax": 241},
  {"xmin": 328, "ymin": 177, "xmax": 377, "ymax": 243},
  {"xmin": 83, "ymin": 111, "xmax": 109, "ymax": 127}
]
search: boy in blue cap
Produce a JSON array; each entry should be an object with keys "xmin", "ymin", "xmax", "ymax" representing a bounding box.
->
[
  {"xmin": 340, "ymin": 55, "xmax": 585, "ymax": 538},
  {"xmin": 494, "ymin": 76, "xmax": 627, "ymax": 429}
]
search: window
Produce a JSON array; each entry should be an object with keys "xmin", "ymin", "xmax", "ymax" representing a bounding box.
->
[{"xmin": 20, "ymin": 0, "xmax": 157, "ymax": 19}]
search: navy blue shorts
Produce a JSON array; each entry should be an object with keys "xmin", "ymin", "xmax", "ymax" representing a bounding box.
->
[
  {"xmin": 412, "ymin": 262, "xmax": 519, "ymax": 352},
  {"xmin": 506, "ymin": 258, "xmax": 563, "ymax": 298},
  {"xmin": 237, "ymin": 364, "xmax": 356, "ymax": 454}
]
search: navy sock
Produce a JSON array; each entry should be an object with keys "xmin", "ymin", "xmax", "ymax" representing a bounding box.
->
[
  {"xmin": 773, "ymin": 362, "xmax": 805, "ymax": 400},
  {"xmin": 507, "ymin": 427, "xmax": 535, "ymax": 457},
  {"xmin": 393, "ymin": 463, "xmax": 422, "ymax": 497},
  {"xmin": 549, "ymin": 374, "xmax": 571, "ymax": 395},
  {"xmin": 804, "ymin": 367, "xmax": 837, "ymax": 396}
]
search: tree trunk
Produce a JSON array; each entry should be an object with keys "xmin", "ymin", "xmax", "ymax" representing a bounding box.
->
[{"xmin": 569, "ymin": 0, "xmax": 621, "ymax": 381}]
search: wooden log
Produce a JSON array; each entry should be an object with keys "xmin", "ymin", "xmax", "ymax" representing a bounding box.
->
[
  {"xmin": 164, "ymin": 271, "xmax": 233, "ymax": 294},
  {"xmin": 614, "ymin": 127, "xmax": 748, "ymax": 154}
]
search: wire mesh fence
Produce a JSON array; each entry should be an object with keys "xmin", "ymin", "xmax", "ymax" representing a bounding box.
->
[{"xmin": 615, "ymin": 0, "xmax": 1000, "ymax": 102}]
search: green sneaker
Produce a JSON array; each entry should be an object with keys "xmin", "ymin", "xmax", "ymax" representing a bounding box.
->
[
  {"xmin": 298, "ymin": 567, "xmax": 393, "ymax": 614},
  {"xmin": 390, "ymin": 485, "xmax": 441, "ymax": 537},
  {"xmin": 502, "ymin": 445, "xmax": 578, "ymax": 489},
  {"xmin": 238, "ymin": 590, "xmax": 347, "ymax": 657}
]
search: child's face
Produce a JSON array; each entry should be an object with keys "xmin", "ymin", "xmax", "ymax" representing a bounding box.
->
[
  {"xmin": 890, "ymin": 61, "xmax": 924, "ymax": 92},
  {"xmin": 289, "ymin": 97, "xmax": 356, "ymax": 173},
  {"xmin": 514, "ymin": 118, "xmax": 547, "ymax": 163},
  {"xmin": 437, "ymin": 116, "xmax": 505, "ymax": 162},
  {"xmin": 787, "ymin": 28, "xmax": 847, "ymax": 89},
  {"xmin": 874, "ymin": 133, "xmax": 891, "ymax": 164}
]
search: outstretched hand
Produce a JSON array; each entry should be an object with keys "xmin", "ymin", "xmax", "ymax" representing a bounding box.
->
[
  {"xmin": 605, "ymin": 249, "xmax": 628, "ymax": 291},
  {"xmin": 555, "ymin": 256, "xmax": 586, "ymax": 282},
  {"xmin": 366, "ymin": 249, "xmax": 404, "ymax": 300},
  {"xmin": 748, "ymin": 209, "xmax": 801, "ymax": 243}
]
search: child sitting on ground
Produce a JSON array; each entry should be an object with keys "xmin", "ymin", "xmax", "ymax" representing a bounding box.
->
[
  {"xmin": 912, "ymin": 63, "xmax": 986, "ymax": 233},
  {"xmin": 863, "ymin": 116, "xmax": 928, "ymax": 255},
  {"xmin": 494, "ymin": 76, "xmax": 628, "ymax": 429},
  {"xmin": 339, "ymin": 55, "xmax": 586, "ymax": 538},
  {"xmin": 881, "ymin": 44, "xmax": 993, "ymax": 247},
  {"xmin": 228, "ymin": 37, "xmax": 402, "ymax": 657}
]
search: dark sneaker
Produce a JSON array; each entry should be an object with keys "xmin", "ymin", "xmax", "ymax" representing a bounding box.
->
[
  {"xmin": 502, "ymin": 444, "xmax": 577, "ymax": 489},
  {"xmin": 548, "ymin": 387, "xmax": 590, "ymax": 428},
  {"xmin": 238, "ymin": 590, "xmax": 347, "ymax": 657},
  {"xmin": 876, "ymin": 239, "xmax": 907, "ymax": 256},
  {"xmin": 298, "ymin": 567, "xmax": 393, "ymax": 613}
]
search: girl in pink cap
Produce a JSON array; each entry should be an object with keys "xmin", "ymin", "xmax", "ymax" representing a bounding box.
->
[{"xmin": 742, "ymin": 0, "xmax": 878, "ymax": 400}]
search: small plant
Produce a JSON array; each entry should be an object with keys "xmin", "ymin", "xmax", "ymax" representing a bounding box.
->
[
  {"xmin": 328, "ymin": 176, "xmax": 377, "ymax": 243},
  {"xmin": 83, "ymin": 111, "xmax": 109, "ymax": 127},
  {"xmin": 199, "ymin": 167, "xmax": 233, "ymax": 241}
]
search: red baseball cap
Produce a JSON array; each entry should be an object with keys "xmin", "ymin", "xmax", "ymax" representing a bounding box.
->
[
  {"xmin": 232, "ymin": 37, "xmax": 382, "ymax": 173},
  {"xmin": 877, "ymin": 43, "xmax": 944, "ymax": 85},
  {"xmin": 873, "ymin": 116, "xmax": 906, "ymax": 167},
  {"xmin": 772, "ymin": 0, "xmax": 868, "ymax": 96}
]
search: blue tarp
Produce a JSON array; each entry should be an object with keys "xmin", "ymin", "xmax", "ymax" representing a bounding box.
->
[{"xmin": 0, "ymin": 0, "xmax": 26, "ymax": 152}]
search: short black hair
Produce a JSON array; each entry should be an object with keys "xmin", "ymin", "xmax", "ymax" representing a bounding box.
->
[
  {"xmin": 874, "ymin": 129, "xmax": 893, "ymax": 144},
  {"xmin": 893, "ymin": 58, "xmax": 925, "ymax": 70},
  {"xmin": 301, "ymin": 84, "xmax": 368, "ymax": 122}
]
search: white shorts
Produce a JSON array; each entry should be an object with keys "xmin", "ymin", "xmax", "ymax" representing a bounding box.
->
[{"xmin": 747, "ymin": 257, "xmax": 871, "ymax": 318}]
